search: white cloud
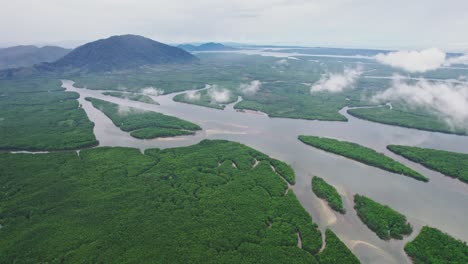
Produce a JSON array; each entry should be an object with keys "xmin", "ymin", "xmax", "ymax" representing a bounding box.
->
[
  {"xmin": 310, "ymin": 67, "xmax": 362, "ymax": 93},
  {"xmin": 375, "ymin": 48, "xmax": 446, "ymax": 73},
  {"xmin": 184, "ymin": 90, "xmax": 201, "ymax": 101},
  {"xmin": 208, "ymin": 86, "xmax": 231, "ymax": 103},
  {"xmin": 446, "ymin": 54, "xmax": 468, "ymax": 65},
  {"xmin": 372, "ymin": 75, "xmax": 468, "ymax": 129},
  {"xmin": 275, "ymin": 59, "xmax": 289, "ymax": 66},
  {"xmin": 239, "ymin": 80, "xmax": 262, "ymax": 95},
  {"xmin": 141, "ymin": 86, "xmax": 164, "ymax": 96}
]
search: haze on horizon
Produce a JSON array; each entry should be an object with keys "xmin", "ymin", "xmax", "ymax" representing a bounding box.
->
[{"xmin": 1, "ymin": 0, "xmax": 468, "ymax": 51}]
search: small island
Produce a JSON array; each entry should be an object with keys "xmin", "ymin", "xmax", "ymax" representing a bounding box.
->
[
  {"xmin": 298, "ymin": 135, "xmax": 428, "ymax": 182},
  {"xmin": 86, "ymin": 97, "xmax": 201, "ymax": 139},
  {"xmin": 354, "ymin": 194, "xmax": 412, "ymax": 240},
  {"xmin": 311, "ymin": 176, "xmax": 345, "ymax": 214},
  {"xmin": 388, "ymin": 145, "xmax": 468, "ymax": 184}
]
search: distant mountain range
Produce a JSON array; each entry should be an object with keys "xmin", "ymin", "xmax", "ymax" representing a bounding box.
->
[
  {"xmin": 0, "ymin": 35, "xmax": 198, "ymax": 77},
  {"xmin": 43, "ymin": 35, "xmax": 198, "ymax": 73},
  {"xmin": 178, "ymin": 42, "xmax": 237, "ymax": 52},
  {"xmin": 0, "ymin": 45, "xmax": 71, "ymax": 69}
]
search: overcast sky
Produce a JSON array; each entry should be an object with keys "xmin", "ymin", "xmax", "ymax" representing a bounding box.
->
[{"xmin": 1, "ymin": 0, "xmax": 467, "ymax": 50}]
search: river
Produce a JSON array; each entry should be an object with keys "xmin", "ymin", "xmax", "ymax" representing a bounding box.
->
[{"xmin": 63, "ymin": 79, "xmax": 468, "ymax": 264}]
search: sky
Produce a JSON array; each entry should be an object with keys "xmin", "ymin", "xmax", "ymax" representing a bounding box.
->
[{"xmin": 1, "ymin": 0, "xmax": 468, "ymax": 51}]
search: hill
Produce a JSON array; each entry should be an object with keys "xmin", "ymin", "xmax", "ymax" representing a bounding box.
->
[
  {"xmin": 42, "ymin": 35, "xmax": 198, "ymax": 73},
  {"xmin": 178, "ymin": 42, "xmax": 237, "ymax": 52},
  {"xmin": 0, "ymin": 45, "xmax": 71, "ymax": 69}
]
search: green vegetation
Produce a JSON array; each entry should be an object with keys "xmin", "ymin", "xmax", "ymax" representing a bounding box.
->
[
  {"xmin": 404, "ymin": 226, "xmax": 468, "ymax": 264},
  {"xmin": 0, "ymin": 140, "xmax": 325, "ymax": 263},
  {"xmin": 347, "ymin": 105, "xmax": 467, "ymax": 135},
  {"xmin": 354, "ymin": 195, "xmax": 412, "ymax": 240},
  {"xmin": 388, "ymin": 145, "xmax": 468, "ymax": 184},
  {"xmin": 317, "ymin": 229, "xmax": 360, "ymax": 264},
  {"xmin": 130, "ymin": 127, "xmax": 195, "ymax": 139},
  {"xmin": 298, "ymin": 135, "xmax": 427, "ymax": 182},
  {"xmin": 102, "ymin": 91, "xmax": 159, "ymax": 104},
  {"xmin": 311, "ymin": 177, "xmax": 345, "ymax": 214},
  {"xmin": 269, "ymin": 158, "xmax": 296, "ymax": 184},
  {"xmin": 0, "ymin": 78, "xmax": 97, "ymax": 150},
  {"xmin": 86, "ymin": 97, "xmax": 200, "ymax": 139}
]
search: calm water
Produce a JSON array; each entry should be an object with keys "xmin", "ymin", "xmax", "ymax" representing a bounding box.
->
[{"xmin": 64, "ymin": 80, "xmax": 468, "ymax": 264}]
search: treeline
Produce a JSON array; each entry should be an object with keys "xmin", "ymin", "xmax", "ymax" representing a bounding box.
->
[
  {"xmin": 347, "ymin": 106, "xmax": 467, "ymax": 136},
  {"xmin": 405, "ymin": 226, "xmax": 468, "ymax": 264},
  {"xmin": 0, "ymin": 78, "xmax": 97, "ymax": 150},
  {"xmin": 311, "ymin": 176, "xmax": 345, "ymax": 214},
  {"xmin": 388, "ymin": 145, "xmax": 468, "ymax": 184},
  {"xmin": 86, "ymin": 97, "xmax": 201, "ymax": 139},
  {"xmin": 354, "ymin": 195, "xmax": 412, "ymax": 240},
  {"xmin": 298, "ymin": 135, "xmax": 428, "ymax": 182}
]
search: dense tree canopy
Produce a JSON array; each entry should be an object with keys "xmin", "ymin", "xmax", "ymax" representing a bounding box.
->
[
  {"xmin": 299, "ymin": 135, "xmax": 427, "ymax": 182},
  {"xmin": 311, "ymin": 176, "xmax": 345, "ymax": 214},
  {"xmin": 388, "ymin": 145, "xmax": 468, "ymax": 184},
  {"xmin": 405, "ymin": 226, "xmax": 468, "ymax": 264},
  {"xmin": 354, "ymin": 195, "xmax": 412, "ymax": 240},
  {"xmin": 0, "ymin": 140, "xmax": 325, "ymax": 263}
]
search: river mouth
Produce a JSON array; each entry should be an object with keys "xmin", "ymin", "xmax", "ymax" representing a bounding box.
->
[{"xmin": 63, "ymin": 79, "xmax": 468, "ymax": 264}]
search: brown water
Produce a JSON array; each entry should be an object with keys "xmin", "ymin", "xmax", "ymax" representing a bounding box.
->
[{"xmin": 63, "ymin": 80, "xmax": 468, "ymax": 264}]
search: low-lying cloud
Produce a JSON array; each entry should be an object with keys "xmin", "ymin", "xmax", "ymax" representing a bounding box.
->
[
  {"xmin": 372, "ymin": 75, "xmax": 468, "ymax": 129},
  {"xmin": 184, "ymin": 90, "xmax": 201, "ymax": 101},
  {"xmin": 445, "ymin": 54, "xmax": 468, "ymax": 66},
  {"xmin": 208, "ymin": 86, "xmax": 231, "ymax": 103},
  {"xmin": 275, "ymin": 59, "xmax": 290, "ymax": 66},
  {"xmin": 310, "ymin": 67, "xmax": 363, "ymax": 93},
  {"xmin": 375, "ymin": 48, "xmax": 446, "ymax": 73},
  {"xmin": 239, "ymin": 80, "xmax": 262, "ymax": 95},
  {"xmin": 141, "ymin": 86, "xmax": 164, "ymax": 96}
]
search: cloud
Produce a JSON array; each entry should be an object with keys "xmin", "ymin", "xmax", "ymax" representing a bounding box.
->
[
  {"xmin": 375, "ymin": 48, "xmax": 446, "ymax": 72},
  {"xmin": 446, "ymin": 54, "xmax": 468, "ymax": 65},
  {"xmin": 372, "ymin": 75, "xmax": 468, "ymax": 129},
  {"xmin": 275, "ymin": 59, "xmax": 289, "ymax": 66},
  {"xmin": 239, "ymin": 80, "xmax": 262, "ymax": 95},
  {"xmin": 310, "ymin": 67, "xmax": 363, "ymax": 93},
  {"xmin": 208, "ymin": 86, "xmax": 231, "ymax": 103},
  {"xmin": 141, "ymin": 86, "xmax": 164, "ymax": 96},
  {"xmin": 184, "ymin": 90, "xmax": 201, "ymax": 101}
]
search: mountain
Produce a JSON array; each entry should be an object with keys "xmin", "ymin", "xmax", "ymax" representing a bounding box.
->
[
  {"xmin": 0, "ymin": 45, "xmax": 71, "ymax": 69},
  {"xmin": 41, "ymin": 35, "xmax": 198, "ymax": 73},
  {"xmin": 178, "ymin": 42, "xmax": 237, "ymax": 52}
]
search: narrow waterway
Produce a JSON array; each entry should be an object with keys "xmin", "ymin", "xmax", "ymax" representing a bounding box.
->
[{"xmin": 64, "ymin": 80, "xmax": 468, "ymax": 264}]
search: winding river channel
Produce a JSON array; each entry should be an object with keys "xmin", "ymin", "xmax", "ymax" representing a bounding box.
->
[{"xmin": 63, "ymin": 78, "xmax": 468, "ymax": 264}]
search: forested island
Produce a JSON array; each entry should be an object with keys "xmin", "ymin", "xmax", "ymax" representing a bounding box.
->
[
  {"xmin": 298, "ymin": 136, "xmax": 428, "ymax": 182},
  {"xmin": 354, "ymin": 195, "xmax": 412, "ymax": 240},
  {"xmin": 388, "ymin": 145, "xmax": 468, "ymax": 184},
  {"xmin": 311, "ymin": 176, "xmax": 345, "ymax": 214},
  {"xmin": 0, "ymin": 140, "xmax": 360, "ymax": 263},
  {"xmin": 86, "ymin": 97, "xmax": 201, "ymax": 139},
  {"xmin": 347, "ymin": 105, "xmax": 467, "ymax": 136},
  {"xmin": 405, "ymin": 226, "xmax": 468, "ymax": 264}
]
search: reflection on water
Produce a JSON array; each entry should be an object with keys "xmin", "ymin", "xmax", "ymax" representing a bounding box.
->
[{"xmin": 64, "ymin": 80, "xmax": 468, "ymax": 264}]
